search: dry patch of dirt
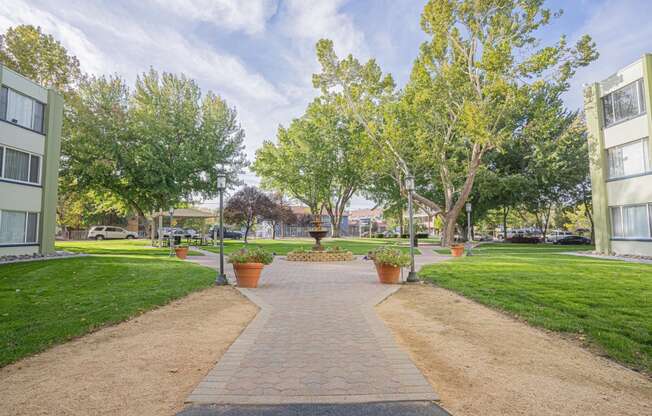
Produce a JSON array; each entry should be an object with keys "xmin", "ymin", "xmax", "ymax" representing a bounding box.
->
[
  {"xmin": 377, "ymin": 285, "xmax": 652, "ymax": 416},
  {"xmin": 0, "ymin": 287, "xmax": 257, "ymax": 416}
]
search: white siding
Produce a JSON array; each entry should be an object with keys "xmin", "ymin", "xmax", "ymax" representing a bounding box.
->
[
  {"xmin": 0, "ymin": 181, "xmax": 42, "ymax": 212},
  {"xmin": 1, "ymin": 68, "xmax": 48, "ymax": 102},
  {"xmin": 611, "ymin": 240, "xmax": 652, "ymax": 257},
  {"xmin": 599, "ymin": 59, "xmax": 644, "ymax": 96},
  {"xmin": 606, "ymin": 174, "xmax": 652, "ymax": 206},
  {"xmin": 603, "ymin": 115, "xmax": 649, "ymax": 148},
  {"xmin": 0, "ymin": 245, "xmax": 40, "ymax": 256},
  {"xmin": 0, "ymin": 122, "xmax": 45, "ymax": 155}
]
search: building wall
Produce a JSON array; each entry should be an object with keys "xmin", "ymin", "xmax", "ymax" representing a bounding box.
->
[
  {"xmin": 0, "ymin": 65, "xmax": 62, "ymax": 256},
  {"xmin": 584, "ymin": 54, "xmax": 652, "ymax": 257}
]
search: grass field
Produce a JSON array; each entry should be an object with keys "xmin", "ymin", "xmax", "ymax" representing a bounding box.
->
[
  {"xmin": 201, "ymin": 237, "xmax": 417, "ymax": 255},
  {"xmin": 0, "ymin": 240, "xmax": 215, "ymax": 367},
  {"xmin": 421, "ymin": 243, "xmax": 652, "ymax": 373}
]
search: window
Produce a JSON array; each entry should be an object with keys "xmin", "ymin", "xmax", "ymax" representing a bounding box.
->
[
  {"xmin": 610, "ymin": 204, "xmax": 652, "ymax": 239},
  {"xmin": 0, "ymin": 210, "xmax": 39, "ymax": 245},
  {"xmin": 607, "ymin": 138, "xmax": 650, "ymax": 179},
  {"xmin": 0, "ymin": 86, "xmax": 45, "ymax": 133},
  {"xmin": 0, "ymin": 146, "xmax": 41, "ymax": 184},
  {"xmin": 602, "ymin": 79, "xmax": 646, "ymax": 127}
]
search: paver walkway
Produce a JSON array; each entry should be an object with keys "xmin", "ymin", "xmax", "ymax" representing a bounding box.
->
[{"xmin": 185, "ymin": 250, "xmax": 443, "ymax": 405}]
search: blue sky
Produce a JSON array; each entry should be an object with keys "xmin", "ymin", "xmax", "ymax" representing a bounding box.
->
[{"xmin": 1, "ymin": 0, "xmax": 651, "ymax": 208}]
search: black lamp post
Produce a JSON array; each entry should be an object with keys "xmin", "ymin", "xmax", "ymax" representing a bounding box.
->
[
  {"xmin": 216, "ymin": 170, "xmax": 228, "ymax": 286},
  {"xmin": 168, "ymin": 207, "xmax": 174, "ymax": 256},
  {"xmin": 405, "ymin": 175, "xmax": 419, "ymax": 282},
  {"xmin": 466, "ymin": 202, "xmax": 473, "ymax": 256}
]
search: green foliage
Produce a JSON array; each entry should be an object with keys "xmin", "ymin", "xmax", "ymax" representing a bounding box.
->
[
  {"xmin": 63, "ymin": 70, "xmax": 247, "ymax": 215},
  {"xmin": 227, "ymin": 247, "xmax": 274, "ymax": 265},
  {"xmin": 371, "ymin": 246, "xmax": 411, "ymax": 268},
  {"xmin": 253, "ymin": 98, "xmax": 372, "ymax": 235},
  {"xmin": 0, "ymin": 25, "xmax": 82, "ymax": 94},
  {"xmin": 421, "ymin": 243, "xmax": 651, "ymax": 373}
]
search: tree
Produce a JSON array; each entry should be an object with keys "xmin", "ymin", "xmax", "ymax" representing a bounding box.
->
[
  {"xmin": 266, "ymin": 193, "xmax": 296, "ymax": 239},
  {"xmin": 224, "ymin": 186, "xmax": 275, "ymax": 243},
  {"xmin": 253, "ymin": 98, "xmax": 371, "ymax": 236},
  {"xmin": 313, "ymin": 1, "xmax": 597, "ymax": 245},
  {"xmin": 63, "ymin": 70, "xmax": 247, "ymax": 218},
  {"xmin": 0, "ymin": 25, "xmax": 82, "ymax": 94}
]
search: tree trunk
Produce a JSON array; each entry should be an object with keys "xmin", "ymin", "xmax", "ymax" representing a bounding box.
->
[
  {"xmin": 399, "ymin": 211, "xmax": 404, "ymax": 236},
  {"xmin": 440, "ymin": 213, "xmax": 457, "ymax": 247},
  {"xmin": 502, "ymin": 207, "xmax": 509, "ymax": 241},
  {"xmin": 271, "ymin": 221, "xmax": 277, "ymax": 240}
]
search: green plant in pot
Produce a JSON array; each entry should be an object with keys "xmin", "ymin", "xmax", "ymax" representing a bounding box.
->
[
  {"xmin": 174, "ymin": 244, "xmax": 189, "ymax": 260},
  {"xmin": 228, "ymin": 247, "xmax": 274, "ymax": 288},
  {"xmin": 371, "ymin": 246, "xmax": 410, "ymax": 284}
]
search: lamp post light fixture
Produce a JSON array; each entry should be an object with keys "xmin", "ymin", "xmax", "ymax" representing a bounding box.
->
[
  {"xmin": 405, "ymin": 175, "xmax": 419, "ymax": 283},
  {"xmin": 465, "ymin": 202, "xmax": 473, "ymax": 256},
  {"xmin": 168, "ymin": 207, "xmax": 175, "ymax": 256},
  {"xmin": 215, "ymin": 170, "xmax": 228, "ymax": 286}
]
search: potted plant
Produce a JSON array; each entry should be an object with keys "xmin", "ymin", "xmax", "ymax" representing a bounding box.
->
[
  {"xmin": 228, "ymin": 247, "xmax": 274, "ymax": 288},
  {"xmin": 372, "ymin": 246, "xmax": 411, "ymax": 284},
  {"xmin": 450, "ymin": 244, "xmax": 465, "ymax": 257},
  {"xmin": 174, "ymin": 244, "xmax": 189, "ymax": 259}
]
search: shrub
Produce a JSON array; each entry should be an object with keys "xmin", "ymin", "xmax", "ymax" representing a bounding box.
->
[
  {"xmin": 375, "ymin": 233, "xmax": 385, "ymax": 238},
  {"xmin": 416, "ymin": 232, "xmax": 429, "ymax": 239},
  {"xmin": 228, "ymin": 247, "xmax": 274, "ymax": 264},
  {"xmin": 326, "ymin": 245, "xmax": 345, "ymax": 253},
  {"xmin": 371, "ymin": 246, "xmax": 411, "ymax": 268}
]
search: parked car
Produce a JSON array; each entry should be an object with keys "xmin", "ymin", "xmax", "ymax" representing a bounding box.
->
[
  {"xmin": 547, "ymin": 230, "xmax": 573, "ymax": 243},
  {"xmin": 155, "ymin": 227, "xmax": 186, "ymax": 239},
  {"xmin": 88, "ymin": 226, "xmax": 138, "ymax": 240},
  {"xmin": 184, "ymin": 228, "xmax": 198, "ymax": 238},
  {"xmin": 208, "ymin": 226, "xmax": 243, "ymax": 239},
  {"xmin": 553, "ymin": 235, "xmax": 591, "ymax": 245}
]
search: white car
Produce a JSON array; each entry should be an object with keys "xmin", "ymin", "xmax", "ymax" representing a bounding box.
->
[{"xmin": 88, "ymin": 226, "xmax": 138, "ymax": 240}]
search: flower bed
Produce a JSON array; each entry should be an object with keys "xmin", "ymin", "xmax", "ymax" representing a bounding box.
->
[{"xmin": 286, "ymin": 250, "xmax": 354, "ymax": 262}]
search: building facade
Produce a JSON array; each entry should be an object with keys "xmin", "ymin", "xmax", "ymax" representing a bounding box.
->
[
  {"xmin": 584, "ymin": 54, "xmax": 652, "ymax": 256},
  {"xmin": 0, "ymin": 65, "xmax": 63, "ymax": 256}
]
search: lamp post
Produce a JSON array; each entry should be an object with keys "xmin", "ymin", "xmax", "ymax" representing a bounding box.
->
[
  {"xmin": 466, "ymin": 202, "xmax": 473, "ymax": 256},
  {"xmin": 215, "ymin": 170, "xmax": 228, "ymax": 286},
  {"xmin": 168, "ymin": 207, "xmax": 174, "ymax": 256},
  {"xmin": 405, "ymin": 175, "xmax": 419, "ymax": 283}
]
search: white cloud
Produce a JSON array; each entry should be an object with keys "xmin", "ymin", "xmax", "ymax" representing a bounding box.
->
[{"xmin": 148, "ymin": 0, "xmax": 277, "ymax": 35}]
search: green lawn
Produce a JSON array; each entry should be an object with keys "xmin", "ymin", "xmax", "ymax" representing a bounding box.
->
[
  {"xmin": 56, "ymin": 239, "xmax": 204, "ymax": 256},
  {"xmin": 421, "ymin": 243, "xmax": 652, "ymax": 373},
  {"xmin": 201, "ymin": 237, "xmax": 417, "ymax": 255},
  {"xmin": 0, "ymin": 241, "xmax": 215, "ymax": 367}
]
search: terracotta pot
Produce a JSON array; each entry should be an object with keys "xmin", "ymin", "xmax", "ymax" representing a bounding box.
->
[
  {"xmin": 233, "ymin": 263, "xmax": 264, "ymax": 288},
  {"xmin": 174, "ymin": 247, "xmax": 189, "ymax": 259},
  {"xmin": 450, "ymin": 244, "xmax": 464, "ymax": 257},
  {"xmin": 376, "ymin": 263, "xmax": 401, "ymax": 284}
]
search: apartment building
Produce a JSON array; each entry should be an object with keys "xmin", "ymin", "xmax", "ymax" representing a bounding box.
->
[
  {"xmin": 584, "ymin": 54, "xmax": 652, "ymax": 256},
  {"xmin": 0, "ymin": 64, "xmax": 63, "ymax": 256}
]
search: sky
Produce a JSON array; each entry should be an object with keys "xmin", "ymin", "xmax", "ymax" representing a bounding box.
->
[{"xmin": 1, "ymin": 0, "xmax": 651, "ymax": 209}]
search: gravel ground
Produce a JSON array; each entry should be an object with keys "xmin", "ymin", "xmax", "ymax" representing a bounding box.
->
[
  {"xmin": 377, "ymin": 285, "xmax": 652, "ymax": 416},
  {"xmin": 0, "ymin": 287, "xmax": 257, "ymax": 416}
]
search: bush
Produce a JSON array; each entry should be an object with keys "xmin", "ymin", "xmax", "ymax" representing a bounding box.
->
[
  {"xmin": 375, "ymin": 233, "xmax": 385, "ymax": 238},
  {"xmin": 507, "ymin": 236, "xmax": 542, "ymax": 244},
  {"xmin": 326, "ymin": 245, "xmax": 344, "ymax": 253},
  {"xmin": 228, "ymin": 247, "xmax": 274, "ymax": 264},
  {"xmin": 416, "ymin": 232, "xmax": 429, "ymax": 239},
  {"xmin": 370, "ymin": 246, "xmax": 411, "ymax": 268}
]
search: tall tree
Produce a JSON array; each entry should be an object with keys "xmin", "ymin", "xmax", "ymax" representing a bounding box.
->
[
  {"xmin": 224, "ymin": 186, "xmax": 275, "ymax": 243},
  {"xmin": 313, "ymin": 0, "xmax": 597, "ymax": 245},
  {"xmin": 0, "ymin": 25, "xmax": 82, "ymax": 94},
  {"xmin": 253, "ymin": 99, "xmax": 371, "ymax": 236},
  {"xmin": 63, "ymin": 70, "xmax": 247, "ymax": 217}
]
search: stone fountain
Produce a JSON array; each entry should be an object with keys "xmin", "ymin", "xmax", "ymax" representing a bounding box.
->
[{"xmin": 308, "ymin": 216, "xmax": 329, "ymax": 251}]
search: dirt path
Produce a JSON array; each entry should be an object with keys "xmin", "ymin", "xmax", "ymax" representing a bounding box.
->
[
  {"xmin": 0, "ymin": 287, "xmax": 257, "ymax": 416},
  {"xmin": 377, "ymin": 285, "xmax": 652, "ymax": 416}
]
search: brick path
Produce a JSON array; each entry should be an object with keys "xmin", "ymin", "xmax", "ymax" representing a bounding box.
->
[{"xmin": 185, "ymin": 251, "xmax": 442, "ymax": 405}]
